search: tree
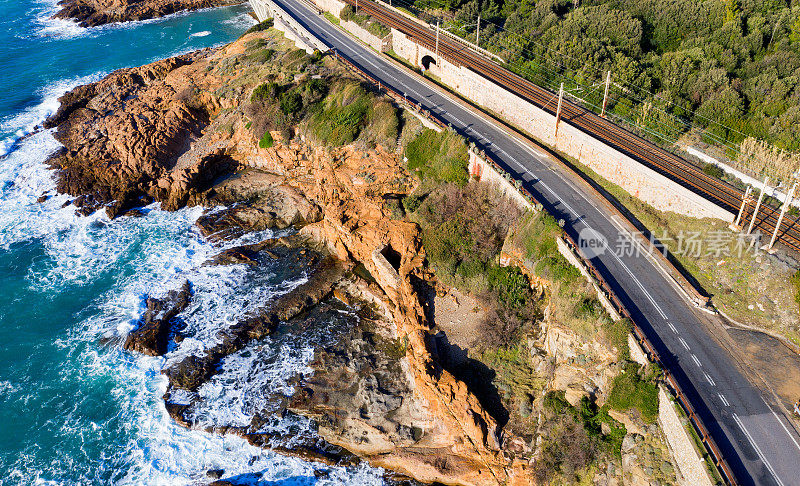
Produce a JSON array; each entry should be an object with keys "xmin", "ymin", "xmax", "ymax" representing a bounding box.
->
[
  {"xmin": 790, "ymin": 16, "xmax": 800, "ymax": 49},
  {"xmin": 725, "ymin": 0, "xmax": 741, "ymax": 26}
]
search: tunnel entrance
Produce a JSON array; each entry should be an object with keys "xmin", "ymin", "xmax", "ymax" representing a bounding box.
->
[
  {"xmin": 421, "ymin": 54, "xmax": 436, "ymax": 71},
  {"xmin": 381, "ymin": 245, "xmax": 402, "ymax": 271}
]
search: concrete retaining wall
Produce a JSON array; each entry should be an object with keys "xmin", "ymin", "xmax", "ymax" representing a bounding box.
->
[
  {"xmin": 389, "ymin": 31, "xmax": 733, "ymax": 221},
  {"xmin": 314, "ymin": 0, "xmax": 346, "ymax": 16},
  {"xmin": 341, "ymin": 20, "xmax": 389, "ymax": 52},
  {"xmin": 658, "ymin": 386, "xmax": 715, "ymax": 486},
  {"xmin": 250, "ymin": 0, "xmax": 328, "ymax": 53},
  {"xmin": 469, "ymin": 149, "xmax": 532, "ymax": 211}
]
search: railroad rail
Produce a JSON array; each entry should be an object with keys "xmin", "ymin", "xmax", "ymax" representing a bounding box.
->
[
  {"xmin": 344, "ymin": 0, "xmax": 800, "ymax": 253},
  {"xmin": 331, "ymin": 46, "xmax": 738, "ymax": 485}
]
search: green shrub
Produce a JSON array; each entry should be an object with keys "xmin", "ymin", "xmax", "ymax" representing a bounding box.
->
[
  {"xmin": 247, "ymin": 47, "xmax": 275, "ymax": 64},
  {"xmin": 402, "ymin": 194, "xmax": 423, "ymax": 213},
  {"xmin": 702, "ymin": 163, "xmax": 725, "ymax": 179},
  {"xmin": 259, "ymin": 131, "xmax": 274, "ymax": 149},
  {"xmin": 307, "ymin": 82, "xmax": 370, "ymax": 146},
  {"xmin": 242, "ymin": 18, "xmax": 273, "ymax": 36},
  {"xmin": 251, "ymin": 82, "xmax": 279, "ymax": 102},
  {"xmin": 405, "ymin": 129, "xmax": 469, "ymax": 185},
  {"xmin": 607, "ymin": 363, "xmax": 659, "ymax": 423},
  {"xmin": 366, "ymin": 20, "xmax": 390, "ymax": 38},
  {"xmin": 486, "ymin": 265, "xmax": 532, "ymax": 312},
  {"xmin": 340, "ymin": 4, "xmax": 355, "ymax": 21},
  {"xmin": 280, "ymin": 90, "xmax": 303, "ymax": 114}
]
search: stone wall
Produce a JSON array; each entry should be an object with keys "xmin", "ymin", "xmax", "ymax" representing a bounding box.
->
[
  {"xmin": 342, "ymin": 20, "xmax": 389, "ymax": 53},
  {"xmin": 250, "ymin": 0, "xmax": 328, "ymax": 53},
  {"xmin": 657, "ymin": 386, "xmax": 715, "ymax": 486},
  {"xmin": 468, "ymin": 148, "xmax": 532, "ymax": 211},
  {"xmin": 389, "ymin": 30, "xmax": 733, "ymax": 221},
  {"xmin": 314, "ymin": 0, "xmax": 345, "ymax": 16}
]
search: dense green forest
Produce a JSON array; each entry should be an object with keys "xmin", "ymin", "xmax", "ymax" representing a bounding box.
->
[{"xmin": 400, "ymin": 0, "xmax": 800, "ymax": 180}]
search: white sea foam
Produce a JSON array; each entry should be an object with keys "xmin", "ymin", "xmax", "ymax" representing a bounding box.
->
[
  {"xmin": 0, "ymin": 73, "xmax": 102, "ymax": 157},
  {"xmin": 2, "ymin": 204, "xmax": 385, "ymax": 484},
  {"xmin": 191, "ymin": 30, "xmax": 212, "ymax": 37},
  {"xmin": 189, "ymin": 340, "xmax": 316, "ymax": 428},
  {"xmin": 33, "ymin": 0, "xmax": 252, "ymax": 40}
]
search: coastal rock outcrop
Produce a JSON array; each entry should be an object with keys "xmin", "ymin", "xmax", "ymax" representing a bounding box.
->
[
  {"xmin": 52, "ymin": 0, "xmax": 243, "ymax": 27},
  {"xmin": 124, "ymin": 280, "xmax": 192, "ymax": 356},
  {"xmin": 49, "ymin": 27, "xmax": 678, "ymax": 486}
]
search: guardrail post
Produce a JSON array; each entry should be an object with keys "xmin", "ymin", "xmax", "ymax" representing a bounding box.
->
[{"xmin": 747, "ymin": 175, "xmax": 770, "ymax": 235}]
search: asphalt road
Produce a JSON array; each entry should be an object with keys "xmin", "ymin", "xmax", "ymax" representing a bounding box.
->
[{"xmin": 268, "ymin": 0, "xmax": 800, "ymax": 482}]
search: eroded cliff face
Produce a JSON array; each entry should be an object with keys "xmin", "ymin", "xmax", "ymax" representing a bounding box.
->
[
  {"xmin": 52, "ymin": 0, "xmax": 243, "ymax": 27},
  {"xmin": 44, "ymin": 29, "xmax": 532, "ymax": 484},
  {"xmin": 44, "ymin": 27, "xmax": 675, "ymax": 485}
]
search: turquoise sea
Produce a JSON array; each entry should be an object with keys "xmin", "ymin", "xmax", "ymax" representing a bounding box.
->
[{"xmin": 0, "ymin": 1, "xmax": 382, "ymax": 484}]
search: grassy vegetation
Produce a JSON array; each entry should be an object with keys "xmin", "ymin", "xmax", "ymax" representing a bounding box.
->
[
  {"xmin": 340, "ymin": 5, "xmax": 391, "ymax": 38},
  {"xmin": 396, "ymin": 121, "xmax": 673, "ymax": 482},
  {"xmin": 792, "ymin": 270, "xmax": 800, "ymax": 314},
  {"xmin": 607, "ymin": 362, "xmax": 660, "ymax": 423},
  {"xmin": 601, "ymin": 318, "xmax": 632, "ymax": 362},
  {"xmin": 323, "ymin": 11, "xmax": 340, "ymax": 25},
  {"xmin": 405, "ymin": 129, "xmax": 469, "ymax": 185},
  {"xmin": 258, "ymin": 131, "xmax": 274, "ymax": 149},
  {"xmin": 244, "ymin": 57, "xmax": 398, "ymax": 149},
  {"xmin": 481, "ymin": 342, "xmax": 544, "ymax": 425},
  {"xmin": 241, "ymin": 18, "xmax": 273, "ymax": 36},
  {"xmin": 307, "ymin": 81, "xmax": 370, "ymax": 146}
]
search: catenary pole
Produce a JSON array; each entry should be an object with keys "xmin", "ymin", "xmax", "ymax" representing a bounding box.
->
[
  {"xmin": 435, "ymin": 20, "xmax": 440, "ymax": 64},
  {"xmin": 554, "ymin": 82, "xmax": 564, "ymax": 139},
  {"xmin": 601, "ymin": 71, "xmax": 611, "ymax": 118},
  {"xmin": 733, "ymin": 185, "xmax": 752, "ymax": 228},
  {"xmin": 766, "ymin": 181, "xmax": 797, "ymax": 251},
  {"xmin": 747, "ymin": 175, "xmax": 770, "ymax": 235}
]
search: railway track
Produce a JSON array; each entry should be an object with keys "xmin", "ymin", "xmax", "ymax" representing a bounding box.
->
[{"xmin": 345, "ymin": 0, "xmax": 800, "ymax": 253}]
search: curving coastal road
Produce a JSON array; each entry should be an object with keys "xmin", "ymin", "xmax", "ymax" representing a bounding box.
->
[{"xmin": 264, "ymin": 0, "xmax": 800, "ymax": 482}]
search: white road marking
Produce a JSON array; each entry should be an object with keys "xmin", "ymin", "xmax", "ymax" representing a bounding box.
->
[
  {"xmin": 733, "ymin": 412, "xmax": 786, "ymax": 486},
  {"xmin": 668, "ymin": 322, "xmax": 678, "ymax": 334},
  {"xmin": 704, "ymin": 372, "xmax": 716, "ymax": 386},
  {"xmin": 679, "ymin": 337, "xmax": 690, "ymax": 351},
  {"xmin": 762, "ymin": 397, "xmax": 800, "ymax": 454},
  {"xmin": 718, "ymin": 393, "xmax": 730, "ymax": 407},
  {"xmin": 691, "ymin": 354, "xmax": 702, "ymax": 367}
]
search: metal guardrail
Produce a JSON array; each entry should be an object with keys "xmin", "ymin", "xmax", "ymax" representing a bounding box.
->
[{"xmin": 331, "ymin": 48, "xmax": 738, "ymax": 486}]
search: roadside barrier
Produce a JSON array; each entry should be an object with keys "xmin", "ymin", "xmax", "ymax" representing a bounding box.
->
[{"xmin": 332, "ymin": 48, "xmax": 737, "ymax": 486}]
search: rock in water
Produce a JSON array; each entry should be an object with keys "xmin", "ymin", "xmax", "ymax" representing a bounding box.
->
[
  {"xmin": 52, "ymin": 0, "xmax": 243, "ymax": 27},
  {"xmin": 124, "ymin": 280, "xmax": 192, "ymax": 356},
  {"xmin": 206, "ymin": 469, "xmax": 224, "ymax": 479}
]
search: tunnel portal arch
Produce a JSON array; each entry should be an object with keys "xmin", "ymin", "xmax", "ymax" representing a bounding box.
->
[{"xmin": 421, "ymin": 54, "xmax": 436, "ymax": 71}]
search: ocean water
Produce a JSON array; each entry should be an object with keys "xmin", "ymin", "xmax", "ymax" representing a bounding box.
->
[{"xmin": 0, "ymin": 1, "xmax": 383, "ymax": 484}]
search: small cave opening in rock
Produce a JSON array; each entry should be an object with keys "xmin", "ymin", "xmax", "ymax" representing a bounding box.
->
[
  {"xmin": 421, "ymin": 55, "xmax": 436, "ymax": 71},
  {"xmin": 381, "ymin": 245, "xmax": 402, "ymax": 272}
]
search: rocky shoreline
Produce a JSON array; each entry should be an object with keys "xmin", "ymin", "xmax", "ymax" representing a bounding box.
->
[
  {"xmin": 52, "ymin": 0, "xmax": 245, "ymax": 27},
  {"xmin": 43, "ymin": 23, "xmax": 679, "ymax": 485}
]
